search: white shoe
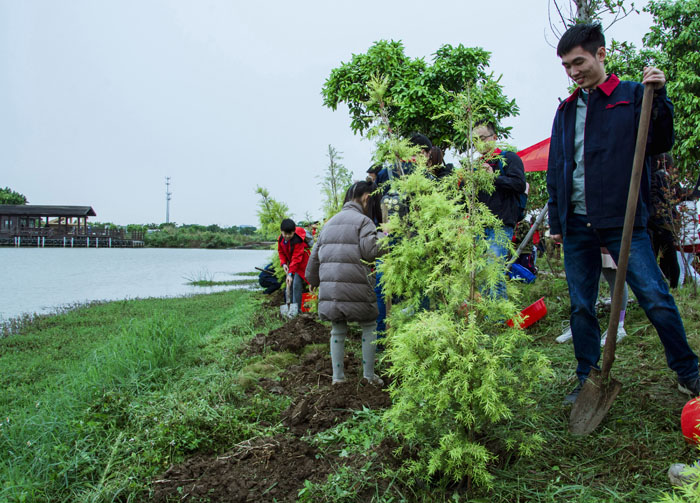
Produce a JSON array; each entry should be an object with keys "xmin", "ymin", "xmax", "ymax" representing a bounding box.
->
[
  {"xmin": 668, "ymin": 462, "xmax": 700, "ymax": 486},
  {"xmin": 556, "ymin": 326, "xmax": 572, "ymax": 343},
  {"xmin": 601, "ymin": 325, "xmax": 627, "ymax": 347},
  {"xmin": 363, "ymin": 374, "xmax": 384, "ymax": 386}
]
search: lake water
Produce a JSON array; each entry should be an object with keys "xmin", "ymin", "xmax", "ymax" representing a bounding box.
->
[{"xmin": 0, "ymin": 248, "xmax": 273, "ymax": 321}]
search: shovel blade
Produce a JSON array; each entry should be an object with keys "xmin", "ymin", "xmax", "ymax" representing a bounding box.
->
[
  {"xmin": 280, "ymin": 303, "xmax": 298, "ymax": 319},
  {"xmin": 569, "ymin": 369, "xmax": 622, "ymax": 435}
]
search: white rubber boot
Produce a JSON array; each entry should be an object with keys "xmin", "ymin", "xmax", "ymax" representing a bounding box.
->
[{"xmin": 330, "ymin": 322, "xmax": 347, "ymax": 383}]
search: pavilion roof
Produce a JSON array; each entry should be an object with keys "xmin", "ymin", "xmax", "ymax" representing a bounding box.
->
[{"xmin": 0, "ymin": 205, "xmax": 97, "ymax": 217}]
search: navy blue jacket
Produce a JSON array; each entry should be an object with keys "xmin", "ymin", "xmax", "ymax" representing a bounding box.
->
[{"xmin": 546, "ymin": 74, "xmax": 674, "ymax": 237}]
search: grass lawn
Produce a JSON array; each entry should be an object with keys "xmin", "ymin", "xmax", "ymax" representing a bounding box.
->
[
  {"xmin": 0, "ymin": 289, "xmax": 287, "ymax": 502},
  {"xmin": 2, "ymin": 263, "xmax": 700, "ymax": 502}
]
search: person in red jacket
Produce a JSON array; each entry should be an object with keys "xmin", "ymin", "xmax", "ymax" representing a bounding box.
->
[{"xmin": 278, "ymin": 218, "xmax": 310, "ymax": 314}]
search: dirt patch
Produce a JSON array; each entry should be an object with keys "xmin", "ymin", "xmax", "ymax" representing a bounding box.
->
[
  {"xmin": 248, "ymin": 314, "xmax": 329, "ymax": 354},
  {"xmin": 283, "ymin": 379, "xmax": 391, "ymax": 435},
  {"xmin": 151, "ymin": 435, "xmax": 333, "ymax": 503},
  {"xmin": 277, "ymin": 349, "xmax": 391, "ymax": 435},
  {"xmin": 260, "ymin": 288, "xmax": 285, "ymax": 309}
]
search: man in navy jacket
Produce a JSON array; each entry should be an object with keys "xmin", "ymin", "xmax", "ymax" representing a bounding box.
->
[
  {"xmin": 475, "ymin": 120, "xmax": 527, "ymax": 299},
  {"xmin": 546, "ymin": 23, "xmax": 699, "ymax": 403}
]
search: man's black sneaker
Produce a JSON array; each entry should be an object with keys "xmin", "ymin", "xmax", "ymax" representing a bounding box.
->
[
  {"xmin": 678, "ymin": 377, "xmax": 700, "ymax": 397},
  {"xmin": 563, "ymin": 380, "xmax": 585, "ymax": 405}
]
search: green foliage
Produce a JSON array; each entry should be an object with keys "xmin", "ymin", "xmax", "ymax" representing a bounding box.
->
[
  {"xmin": 368, "ymin": 80, "xmax": 551, "ymax": 488},
  {"xmin": 322, "ymin": 40, "xmax": 519, "ymax": 152},
  {"xmin": 143, "ymin": 223, "xmax": 263, "ymax": 249},
  {"xmin": 318, "ymin": 145, "xmax": 353, "ymax": 219},
  {"xmin": 601, "ymin": 0, "xmax": 700, "ymax": 182},
  {"xmin": 0, "ymin": 187, "xmax": 28, "ymax": 205},
  {"xmin": 255, "ymin": 186, "xmax": 291, "ymax": 240},
  {"xmin": 605, "ymin": 39, "xmax": 659, "ymax": 82},
  {"xmin": 300, "ymin": 408, "xmax": 402, "ymax": 502},
  {"xmin": 644, "ymin": 0, "xmax": 700, "ymax": 180},
  {"xmin": 655, "ymin": 461, "xmax": 700, "ymax": 502}
]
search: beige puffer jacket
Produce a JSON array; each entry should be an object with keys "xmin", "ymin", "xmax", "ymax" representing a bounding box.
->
[{"xmin": 305, "ymin": 201, "xmax": 379, "ymax": 322}]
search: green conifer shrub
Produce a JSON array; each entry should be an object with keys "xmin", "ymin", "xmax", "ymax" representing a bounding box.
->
[{"xmin": 369, "ymin": 79, "xmax": 552, "ymax": 489}]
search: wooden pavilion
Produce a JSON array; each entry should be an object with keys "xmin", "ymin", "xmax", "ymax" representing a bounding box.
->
[{"xmin": 0, "ymin": 205, "xmax": 144, "ymax": 248}]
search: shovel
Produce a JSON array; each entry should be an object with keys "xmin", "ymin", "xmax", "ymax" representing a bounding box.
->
[
  {"xmin": 569, "ymin": 84, "xmax": 655, "ymax": 435},
  {"xmin": 280, "ymin": 282, "xmax": 298, "ymax": 318}
]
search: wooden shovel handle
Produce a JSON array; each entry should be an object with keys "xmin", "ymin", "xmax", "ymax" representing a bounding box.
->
[{"xmin": 601, "ymin": 85, "xmax": 655, "ymax": 378}]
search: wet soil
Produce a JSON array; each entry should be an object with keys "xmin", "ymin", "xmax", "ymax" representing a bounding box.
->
[
  {"xmin": 276, "ymin": 349, "xmax": 391, "ymax": 435},
  {"xmin": 248, "ymin": 314, "xmax": 329, "ymax": 353},
  {"xmin": 151, "ymin": 312, "xmax": 391, "ymax": 502},
  {"xmin": 151, "ymin": 435, "xmax": 331, "ymax": 503}
]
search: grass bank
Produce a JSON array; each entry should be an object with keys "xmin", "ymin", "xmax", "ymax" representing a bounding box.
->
[
  {"xmin": 0, "ymin": 289, "xmax": 286, "ymax": 502},
  {"xmin": 3, "ymin": 264, "xmax": 700, "ymax": 502}
]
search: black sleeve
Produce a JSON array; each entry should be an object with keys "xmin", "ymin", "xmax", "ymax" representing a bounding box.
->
[
  {"xmin": 494, "ymin": 151, "xmax": 526, "ymax": 194},
  {"xmin": 646, "ymin": 86, "xmax": 674, "ymax": 156}
]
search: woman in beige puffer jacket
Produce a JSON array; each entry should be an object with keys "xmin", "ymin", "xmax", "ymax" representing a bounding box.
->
[{"xmin": 305, "ymin": 181, "xmax": 383, "ymax": 385}]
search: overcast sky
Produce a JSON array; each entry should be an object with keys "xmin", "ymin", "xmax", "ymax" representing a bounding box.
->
[{"xmin": 1, "ymin": 1, "xmax": 652, "ymax": 227}]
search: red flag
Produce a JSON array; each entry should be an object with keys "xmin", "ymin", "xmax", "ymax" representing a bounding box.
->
[{"xmin": 517, "ymin": 138, "xmax": 550, "ymax": 172}]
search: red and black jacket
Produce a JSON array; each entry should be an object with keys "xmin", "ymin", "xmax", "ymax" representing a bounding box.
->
[{"xmin": 277, "ymin": 227, "xmax": 310, "ymax": 282}]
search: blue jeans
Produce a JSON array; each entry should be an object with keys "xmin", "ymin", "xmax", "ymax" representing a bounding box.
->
[
  {"xmin": 563, "ymin": 214, "xmax": 698, "ymax": 381},
  {"xmin": 375, "ymin": 261, "xmax": 387, "ymax": 338},
  {"xmin": 285, "ymin": 273, "xmax": 303, "ymax": 306},
  {"xmin": 484, "ymin": 225, "xmax": 514, "ymax": 299}
]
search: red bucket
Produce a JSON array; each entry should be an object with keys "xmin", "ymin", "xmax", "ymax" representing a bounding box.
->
[
  {"xmin": 300, "ymin": 292, "xmax": 317, "ymax": 313},
  {"xmin": 507, "ymin": 297, "xmax": 547, "ymax": 329}
]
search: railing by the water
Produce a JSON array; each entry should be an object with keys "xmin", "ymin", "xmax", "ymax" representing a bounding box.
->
[{"xmin": 0, "ymin": 228, "xmax": 145, "ymax": 248}]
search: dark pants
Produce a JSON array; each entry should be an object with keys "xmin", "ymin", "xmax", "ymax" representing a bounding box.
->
[
  {"xmin": 284, "ymin": 273, "xmax": 304, "ymax": 306},
  {"xmin": 563, "ymin": 214, "xmax": 698, "ymax": 382},
  {"xmin": 649, "ymin": 223, "xmax": 680, "ymax": 288}
]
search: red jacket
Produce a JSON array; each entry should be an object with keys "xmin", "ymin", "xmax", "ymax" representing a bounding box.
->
[{"xmin": 277, "ymin": 227, "xmax": 310, "ymax": 281}]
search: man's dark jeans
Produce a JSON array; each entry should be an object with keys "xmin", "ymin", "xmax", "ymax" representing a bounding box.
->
[{"xmin": 563, "ymin": 214, "xmax": 698, "ymax": 382}]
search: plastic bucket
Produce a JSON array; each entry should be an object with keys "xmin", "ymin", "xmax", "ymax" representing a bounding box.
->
[
  {"xmin": 508, "ymin": 263, "xmax": 536, "ymax": 283},
  {"xmin": 300, "ymin": 292, "xmax": 317, "ymax": 313},
  {"xmin": 507, "ymin": 297, "xmax": 547, "ymax": 329}
]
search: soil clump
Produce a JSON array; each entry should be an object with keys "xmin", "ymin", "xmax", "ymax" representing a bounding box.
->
[
  {"xmin": 151, "ymin": 435, "xmax": 333, "ymax": 503},
  {"xmin": 248, "ymin": 314, "xmax": 328, "ymax": 354},
  {"xmin": 278, "ymin": 349, "xmax": 391, "ymax": 434}
]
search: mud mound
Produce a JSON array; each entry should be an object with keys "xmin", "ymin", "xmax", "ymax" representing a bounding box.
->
[
  {"xmin": 283, "ymin": 380, "xmax": 391, "ymax": 435},
  {"xmin": 248, "ymin": 315, "xmax": 328, "ymax": 354},
  {"xmin": 280, "ymin": 349, "xmax": 391, "ymax": 435},
  {"xmin": 151, "ymin": 435, "xmax": 332, "ymax": 503}
]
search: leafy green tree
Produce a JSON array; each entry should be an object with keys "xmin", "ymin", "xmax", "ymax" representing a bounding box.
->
[
  {"xmin": 238, "ymin": 225, "xmax": 256, "ymax": 236},
  {"xmin": 255, "ymin": 186, "xmax": 291, "ymax": 240},
  {"xmin": 602, "ymin": 0, "xmax": 699, "ymax": 182},
  {"xmin": 0, "ymin": 187, "xmax": 28, "ymax": 205},
  {"xmin": 318, "ymin": 145, "xmax": 353, "ymax": 219},
  {"xmin": 369, "ymin": 79, "xmax": 551, "ymax": 488},
  {"xmin": 322, "ymin": 40, "xmax": 519, "ymax": 152},
  {"xmin": 604, "ymin": 39, "xmax": 659, "ymax": 81},
  {"xmin": 644, "ymin": 0, "xmax": 700, "ymax": 180}
]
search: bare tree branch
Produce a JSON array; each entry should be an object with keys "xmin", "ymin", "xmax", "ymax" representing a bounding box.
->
[{"xmin": 552, "ymin": 0, "xmax": 569, "ymax": 29}]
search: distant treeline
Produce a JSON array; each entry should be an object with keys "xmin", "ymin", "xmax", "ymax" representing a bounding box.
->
[{"xmin": 90, "ymin": 222, "xmax": 272, "ymax": 249}]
